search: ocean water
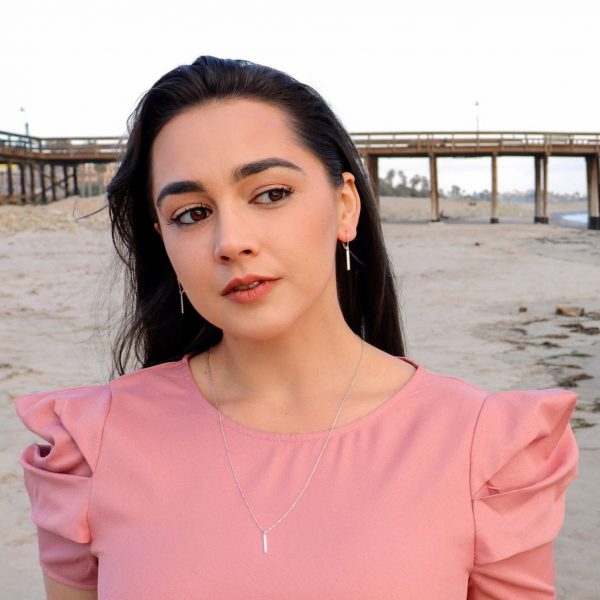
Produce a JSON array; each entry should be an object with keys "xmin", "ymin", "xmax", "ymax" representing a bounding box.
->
[{"xmin": 561, "ymin": 213, "xmax": 587, "ymax": 224}]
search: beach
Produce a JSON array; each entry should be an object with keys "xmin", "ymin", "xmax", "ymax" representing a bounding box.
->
[{"xmin": 1, "ymin": 194, "xmax": 598, "ymax": 599}]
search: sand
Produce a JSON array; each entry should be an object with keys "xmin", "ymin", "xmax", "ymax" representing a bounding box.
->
[{"xmin": 1, "ymin": 194, "xmax": 598, "ymax": 599}]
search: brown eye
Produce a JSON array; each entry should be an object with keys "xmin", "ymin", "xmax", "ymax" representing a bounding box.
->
[
  {"xmin": 188, "ymin": 208, "xmax": 208, "ymax": 221},
  {"xmin": 170, "ymin": 205, "xmax": 212, "ymax": 225},
  {"xmin": 254, "ymin": 187, "xmax": 294, "ymax": 205},
  {"xmin": 268, "ymin": 189, "xmax": 284, "ymax": 201}
]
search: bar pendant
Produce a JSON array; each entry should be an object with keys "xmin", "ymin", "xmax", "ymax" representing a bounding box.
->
[
  {"xmin": 262, "ymin": 531, "xmax": 268, "ymax": 554},
  {"xmin": 345, "ymin": 250, "xmax": 350, "ymax": 271}
]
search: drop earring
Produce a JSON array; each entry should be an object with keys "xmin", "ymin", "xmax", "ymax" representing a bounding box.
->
[
  {"xmin": 178, "ymin": 282, "xmax": 185, "ymax": 315},
  {"xmin": 343, "ymin": 231, "xmax": 351, "ymax": 272}
]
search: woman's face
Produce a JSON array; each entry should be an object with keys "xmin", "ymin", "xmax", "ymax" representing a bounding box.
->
[{"xmin": 151, "ymin": 98, "xmax": 360, "ymax": 341}]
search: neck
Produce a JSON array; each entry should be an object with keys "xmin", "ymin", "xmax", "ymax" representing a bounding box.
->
[{"xmin": 207, "ymin": 307, "xmax": 363, "ymax": 412}]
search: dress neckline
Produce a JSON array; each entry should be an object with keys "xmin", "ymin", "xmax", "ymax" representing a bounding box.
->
[{"xmin": 179, "ymin": 353, "xmax": 426, "ymax": 442}]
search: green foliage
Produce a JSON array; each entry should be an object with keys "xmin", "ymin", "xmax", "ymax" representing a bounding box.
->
[{"xmin": 378, "ymin": 169, "xmax": 431, "ymax": 197}]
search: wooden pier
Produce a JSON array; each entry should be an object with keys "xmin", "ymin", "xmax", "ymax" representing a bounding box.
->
[
  {"xmin": 354, "ymin": 131, "xmax": 600, "ymax": 230},
  {"xmin": 0, "ymin": 131, "xmax": 124, "ymax": 204},
  {"xmin": 1, "ymin": 130, "xmax": 599, "ymax": 229}
]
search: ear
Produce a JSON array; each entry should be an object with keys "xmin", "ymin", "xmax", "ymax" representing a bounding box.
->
[
  {"xmin": 153, "ymin": 221, "xmax": 162, "ymax": 236},
  {"xmin": 336, "ymin": 172, "xmax": 361, "ymax": 242}
]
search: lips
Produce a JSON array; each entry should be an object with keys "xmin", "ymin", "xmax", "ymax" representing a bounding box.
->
[{"xmin": 221, "ymin": 274, "xmax": 279, "ymax": 296}]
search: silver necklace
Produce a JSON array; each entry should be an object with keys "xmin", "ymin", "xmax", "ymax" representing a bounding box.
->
[{"xmin": 206, "ymin": 337, "xmax": 364, "ymax": 554}]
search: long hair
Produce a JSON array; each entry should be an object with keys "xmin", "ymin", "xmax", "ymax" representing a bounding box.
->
[{"xmin": 106, "ymin": 56, "xmax": 406, "ymax": 375}]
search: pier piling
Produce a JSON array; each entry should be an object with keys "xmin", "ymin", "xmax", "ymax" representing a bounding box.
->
[
  {"xmin": 490, "ymin": 154, "xmax": 499, "ymax": 223},
  {"xmin": 586, "ymin": 155, "xmax": 600, "ymax": 230},
  {"xmin": 429, "ymin": 154, "xmax": 439, "ymax": 222}
]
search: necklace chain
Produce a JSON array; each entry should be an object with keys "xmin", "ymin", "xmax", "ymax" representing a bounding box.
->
[{"xmin": 206, "ymin": 337, "xmax": 365, "ymax": 554}]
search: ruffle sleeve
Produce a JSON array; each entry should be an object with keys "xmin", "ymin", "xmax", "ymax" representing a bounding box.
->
[
  {"xmin": 14, "ymin": 384, "xmax": 112, "ymax": 590},
  {"xmin": 468, "ymin": 388, "xmax": 579, "ymax": 599}
]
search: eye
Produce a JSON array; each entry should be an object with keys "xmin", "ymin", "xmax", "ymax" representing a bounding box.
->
[
  {"xmin": 253, "ymin": 186, "xmax": 294, "ymax": 205},
  {"xmin": 169, "ymin": 204, "xmax": 212, "ymax": 226}
]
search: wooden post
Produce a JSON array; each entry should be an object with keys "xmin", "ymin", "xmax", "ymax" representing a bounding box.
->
[
  {"xmin": 7, "ymin": 161, "xmax": 14, "ymax": 197},
  {"xmin": 490, "ymin": 153, "xmax": 499, "ymax": 223},
  {"xmin": 534, "ymin": 155, "xmax": 543, "ymax": 223},
  {"xmin": 40, "ymin": 164, "xmax": 47, "ymax": 203},
  {"xmin": 73, "ymin": 165, "xmax": 80, "ymax": 196},
  {"xmin": 19, "ymin": 163, "xmax": 26, "ymax": 204},
  {"xmin": 429, "ymin": 154, "xmax": 439, "ymax": 221},
  {"xmin": 63, "ymin": 164, "xmax": 69, "ymax": 197},
  {"xmin": 28, "ymin": 163, "xmax": 35, "ymax": 202},
  {"xmin": 50, "ymin": 164, "xmax": 57, "ymax": 202},
  {"xmin": 586, "ymin": 154, "xmax": 600, "ymax": 230},
  {"xmin": 541, "ymin": 154, "xmax": 549, "ymax": 223}
]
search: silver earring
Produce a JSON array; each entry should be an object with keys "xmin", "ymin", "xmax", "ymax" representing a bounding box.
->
[
  {"xmin": 179, "ymin": 282, "xmax": 185, "ymax": 315},
  {"xmin": 343, "ymin": 231, "xmax": 351, "ymax": 272}
]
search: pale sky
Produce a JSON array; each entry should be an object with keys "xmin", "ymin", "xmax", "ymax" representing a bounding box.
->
[{"xmin": 2, "ymin": 0, "xmax": 599, "ymax": 193}]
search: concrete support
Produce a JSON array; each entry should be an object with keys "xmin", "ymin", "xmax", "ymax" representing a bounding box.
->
[
  {"xmin": 429, "ymin": 154, "xmax": 439, "ymax": 221},
  {"xmin": 542, "ymin": 155, "xmax": 549, "ymax": 223},
  {"xmin": 534, "ymin": 156, "xmax": 546, "ymax": 223},
  {"xmin": 365, "ymin": 154, "xmax": 379, "ymax": 206},
  {"xmin": 490, "ymin": 154, "xmax": 499, "ymax": 223},
  {"xmin": 586, "ymin": 154, "xmax": 600, "ymax": 230}
]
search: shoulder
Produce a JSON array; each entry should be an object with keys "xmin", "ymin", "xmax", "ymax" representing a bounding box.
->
[
  {"xmin": 416, "ymin": 363, "xmax": 580, "ymax": 565},
  {"xmin": 108, "ymin": 355, "xmax": 190, "ymax": 397},
  {"xmin": 407, "ymin": 360, "xmax": 490, "ymax": 411},
  {"xmin": 470, "ymin": 385, "xmax": 578, "ymax": 493},
  {"xmin": 15, "ymin": 382, "xmax": 113, "ymax": 480},
  {"xmin": 14, "ymin": 356, "xmax": 189, "ymax": 461},
  {"xmin": 410, "ymin": 360, "xmax": 578, "ymax": 423},
  {"xmin": 469, "ymin": 385, "xmax": 579, "ymax": 564}
]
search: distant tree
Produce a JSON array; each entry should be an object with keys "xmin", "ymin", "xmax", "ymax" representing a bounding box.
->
[
  {"xmin": 409, "ymin": 175, "xmax": 421, "ymax": 196},
  {"xmin": 384, "ymin": 169, "xmax": 395, "ymax": 186},
  {"xmin": 378, "ymin": 178, "xmax": 397, "ymax": 196},
  {"xmin": 397, "ymin": 170, "xmax": 407, "ymax": 186},
  {"xmin": 393, "ymin": 181, "xmax": 411, "ymax": 197},
  {"xmin": 473, "ymin": 189, "xmax": 491, "ymax": 201},
  {"xmin": 420, "ymin": 176, "xmax": 430, "ymax": 192},
  {"xmin": 450, "ymin": 184, "xmax": 462, "ymax": 199}
]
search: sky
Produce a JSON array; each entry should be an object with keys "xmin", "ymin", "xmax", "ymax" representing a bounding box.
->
[{"xmin": 2, "ymin": 0, "xmax": 599, "ymax": 194}]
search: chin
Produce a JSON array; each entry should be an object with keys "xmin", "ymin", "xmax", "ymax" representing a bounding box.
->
[
  {"xmin": 223, "ymin": 324, "xmax": 294, "ymax": 344},
  {"xmin": 212, "ymin": 312, "xmax": 304, "ymax": 344}
]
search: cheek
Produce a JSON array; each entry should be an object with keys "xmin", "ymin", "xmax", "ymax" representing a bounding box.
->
[
  {"xmin": 160, "ymin": 229, "xmax": 210, "ymax": 282},
  {"xmin": 294, "ymin": 197, "xmax": 339, "ymax": 258}
]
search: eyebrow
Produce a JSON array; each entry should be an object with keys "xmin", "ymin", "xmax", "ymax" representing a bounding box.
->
[{"xmin": 155, "ymin": 157, "xmax": 305, "ymax": 207}]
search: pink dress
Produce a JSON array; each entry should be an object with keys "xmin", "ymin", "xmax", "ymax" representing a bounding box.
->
[{"xmin": 15, "ymin": 355, "xmax": 579, "ymax": 599}]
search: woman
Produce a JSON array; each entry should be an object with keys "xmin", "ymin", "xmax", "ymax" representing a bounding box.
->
[{"xmin": 15, "ymin": 56, "xmax": 578, "ymax": 599}]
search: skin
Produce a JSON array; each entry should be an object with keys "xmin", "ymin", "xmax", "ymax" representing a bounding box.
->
[{"xmin": 150, "ymin": 98, "xmax": 416, "ymax": 433}]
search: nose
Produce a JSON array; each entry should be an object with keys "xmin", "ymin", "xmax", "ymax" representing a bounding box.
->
[{"xmin": 213, "ymin": 206, "xmax": 259, "ymax": 263}]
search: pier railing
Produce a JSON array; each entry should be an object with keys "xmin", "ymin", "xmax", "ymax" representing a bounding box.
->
[
  {"xmin": 0, "ymin": 131, "xmax": 126, "ymax": 160},
  {"xmin": 350, "ymin": 131, "xmax": 600, "ymax": 154},
  {"xmin": 3, "ymin": 130, "xmax": 600, "ymax": 159}
]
